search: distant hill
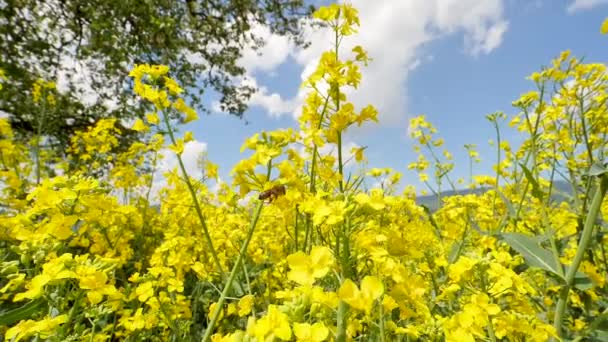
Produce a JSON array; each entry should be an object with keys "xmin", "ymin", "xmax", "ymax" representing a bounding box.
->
[{"xmin": 415, "ymin": 180, "xmax": 574, "ymax": 212}]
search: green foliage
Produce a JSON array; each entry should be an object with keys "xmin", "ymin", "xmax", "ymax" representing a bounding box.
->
[{"xmin": 0, "ymin": 0, "xmax": 314, "ymax": 154}]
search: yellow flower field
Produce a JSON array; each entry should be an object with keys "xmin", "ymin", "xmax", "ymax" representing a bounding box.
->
[{"xmin": 1, "ymin": 4, "xmax": 608, "ymax": 342}]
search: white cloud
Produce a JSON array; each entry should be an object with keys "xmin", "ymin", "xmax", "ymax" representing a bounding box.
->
[
  {"xmin": 237, "ymin": 23, "xmax": 293, "ymax": 73},
  {"xmin": 567, "ymin": 0, "xmax": 608, "ymax": 13},
  {"xmin": 149, "ymin": 140, "xmax": 208, "ymax": 202},
  {"xmin": 238, "ymin": 0, "xmax": 509, "ymax": 129},
  {"xmin": 241, "ymin": 77, "xmax": 297, "ymax": 117}
]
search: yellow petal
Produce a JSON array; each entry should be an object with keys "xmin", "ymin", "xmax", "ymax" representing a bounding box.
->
[
  {"xmin": 338, "ymin": 279, "xmax": 360, "ymax": 305},
  {"xmin": 132, "ymin": 119, "xmax": 149, "ymax": 132},
  {"xmin": 146, "ymin": 112, "xmax": 160, "ymax": 125},
  {"xmin": 361, "ymin": 276, "xmax": 384, "ymax": 301},
  {"xmin": 293, "ymin": 322, "xmax": 312, "ymax": 340},
  {"xmin": 311, "ymin": 322, "xmax": 329, "ymax": 341},
  {"xmin": 287, "ymin": 252, "xmax": 308, "ymax": 270},
  {"xmin": 184, "ymin": 131, "xmax": 194, "ymax": 143},
  {"xmin": 310, "ymin": 246, "xmax": 334, "ymax": 278},
  {"xmin": 237, "ymin": 295, "xmax": 254, "ymax": 317}
]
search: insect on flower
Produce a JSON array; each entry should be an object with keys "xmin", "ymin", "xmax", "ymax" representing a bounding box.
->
[{"xmin": 258, "ymin": 184, "xmax": 286, "ymax": 203}]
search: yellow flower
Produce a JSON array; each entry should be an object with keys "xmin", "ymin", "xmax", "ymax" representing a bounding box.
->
[
  {"xmin": 352, "ymin": 45, "xmax": 370, "ymax": 65},
  {"xmin": 13, "ymin": 274, "xmax": 51, "ymax": 301},
  {"xmin": 448, "ymin": 256, "xmax": 478, "ymax": 282},
  {"xmin": 354, "ymin": 189, "xmax": 385, "ymax": 211},
  {"xmin": 293, "ymin": 322, "xmax": 329, "ymax": 342},
  {"xmin": 77, "ymin": 268, "xmax": 107, "ymax": 291},
  {"xmin": 146, "ymin": 112, "xmax": 160, "ymax": 125},
  {"xmin": 132, "ymin": 119, "xmax": 149, "ymax": 132},
  {"xmin": 45, "ymin": 214, "xmax": 78, "ymax": 240},
  {"xmin": 184, "ymin": 131, "xmax": 194, "ymax": 143},
  {"xmin": 338, "ymin": 276, "xmax": 384, "ymax": 313},
  {"xmin": 351, "ymin": 146, "xmax": 365, "ymax": 162},
  {"xmin": 419, "ymin": 173, "xmax": 429, "ymax": 182},
  {"xmin": 206, "ymin": 161, "xmax": 219, "ymax": 179},
  {"xmin": 465, "ymin": 293, "xmax": 501, "ymax": 317},
  {"xmin": 313, "ymin": 4, "xmax": 340, "ymax": 22},
  {"xmin": 135, "ymin": 281, "xmax": 154, "ymax": 303},
  {"xmin": 173, "ymin": 98, "xmax": 198, "ymax": 123},
  {"xmin": 312, "ymin": 200, "xmax": 347, "ymax": 226},
  {"xmin": 238, "ymin": 295, "xmax": 255, "ymax": 317},
  {"xmin": 601, "ymin": 17, "xmax": 608, "ymax": 34},
  {"xmin": 169, "ymin": 139, "xmax": 185, "ymax": 155},
  {"xmin": 164, "ymin": 76, "xmax": 184, "ymax": 95},
  {"xmin": 287, "ymin": 246, "xmax": 335, "ymax": 286},
  {"xmin": 5, "ymin": 314, "xmax": 68, "ymax": 341},
  {"xmin": 250, "ymin": 305, "xmax": 292, "ymax": 341},
  {"xmin": 14, "ymin": 255, "xmax": 77, "ymax": 301}
]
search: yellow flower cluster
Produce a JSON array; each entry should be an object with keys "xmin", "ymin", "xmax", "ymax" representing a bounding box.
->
[
  {"xmin": 31, "ymin": 79, "xmax": 56, "ymax": 105},
  {"xmin": 1, "ymin": 4, "xmax": 607, "ymax": 342}
]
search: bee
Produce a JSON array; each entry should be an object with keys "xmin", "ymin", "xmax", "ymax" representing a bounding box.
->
[{"xmin": 258, "ymin": 184, "xmax": 286, "ymax": 203}]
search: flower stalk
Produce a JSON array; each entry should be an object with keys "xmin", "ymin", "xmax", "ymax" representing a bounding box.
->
[
  {"xmin": 161, "ymin": 111, "xmax": 226, "ymax": 279},
  {"xmin": 553, "ymin": 174, "xmax": 608, "ymax": 337}
]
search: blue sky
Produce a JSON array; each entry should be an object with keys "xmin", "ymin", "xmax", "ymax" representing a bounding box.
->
[{"xmin": 175, "ymin": 0, "xmax": 608, "ymax": 194}]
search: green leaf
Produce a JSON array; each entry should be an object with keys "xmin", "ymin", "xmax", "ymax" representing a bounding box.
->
[
  {"xmin": 568, "ymin": 269, "xmax": 594, "ymax": 291},
  {"xmin": 497, "ymin": 190, "xmax": 516, "ymax": 217},
  {"xmin": 501, "ymin": 232, "xmax": 563, "ymax": 279},
  {"xmin": 520, "ymin": 163, "xmax": 545, "ymax": 201},
  {"xmin": 0, "ymin": 298, "xmax": 46, "ymax": 326},
  {"xmin": 595, "ymin": 331, "xmax": 608, "ymax": 341},
  {"xmin": 589, "ymin": 312, "xmax": 608, "ymax": 332},
  {"xmin": 589, "ymin": 162, "xmax": 608, "ymax": 177},
  {"xmin": 448, "ymin": 241, "xmax": 463, "ymax": 264},
  {"xmin": 421, "ymin": 204, "xmax": 443, "ymax": 241}
]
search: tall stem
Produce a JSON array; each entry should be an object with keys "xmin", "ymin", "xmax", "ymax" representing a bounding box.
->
[
  {"xmin": 34, "ymin": 102, "xmax": 47, "ymax": 185},
  {"xmin": 333, "ymin": 19, "xmax": 350, "ymax": 342},
  {"xmin": 492, "ymin": 120, "xmax": 501, "ymax": 214},
  {"xmin": 162, "ymin": 111, "xmax": 226, "ymax": 279},
  {"xmin": 201, "ymin": 201, "xmax": 264, "ymax": 342},
  {"xmin": 552, "ymin": 175, "xmax": 608, "ymax": 337}
]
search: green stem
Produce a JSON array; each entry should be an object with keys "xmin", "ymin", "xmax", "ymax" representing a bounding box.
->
[
  {"xmin": 492, "ymin": 120, "xmax": 501, "ymax": 215},
  {"xmin": 305, "ymin": 87, "xmax": 330, "ymax": 253},
  {"xmin": 162, "ymin": 111, "xmax": 226, "ymax": 279},
  {"xmin": 336, "ymin": 215, "xmax": 351, "ymax": 342},
  {"xmin": 61, "ymin": 289, "xmax": 83, "ymax": 338},
  {"xmin": 487, "ymin": 318, "xmax": 497, "ymax": 342},
  {"xmin": 550, "ymin": 237, "xmax": 565, "ymax": 278},
  {"xmin": 294, "ymin": 205, "xmax": 299, "ymax": 251},
  {"xmin": 378, "ymin": 299, "xmax": 386, "ymax": 342},
  {"xmin": 337, "ymin": 131, "xmax": 344, "ymax": 193},
  {"xmin": 201, "ymin": 201, "xmax": 264, "ymax": 342},
  {"xmin": 34, "ymin": 102, "xmax": 47, "ymax": 185},
  {"xmin": 336, "ymin": 301, "xmax": 349, "ymax": 342},
  {"xmin": 552, "ymin": 175, "xmax": 608, "ymax": 338},
  {"xmin": 480, "ymin": 268, "xmax": 497, "ymax": 342},
  {"xmin": 332, "ymin": 18, "xmax": 351, "ymax": 342}
]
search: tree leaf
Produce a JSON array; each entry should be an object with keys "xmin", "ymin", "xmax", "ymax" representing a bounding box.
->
[
  {"xmin": 501, "ymin": 232, "xmax": 563, "ymax": 279},
  {"xmin": 0, "ymin": 298, "xmax": 46, "ymax": 326}
]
